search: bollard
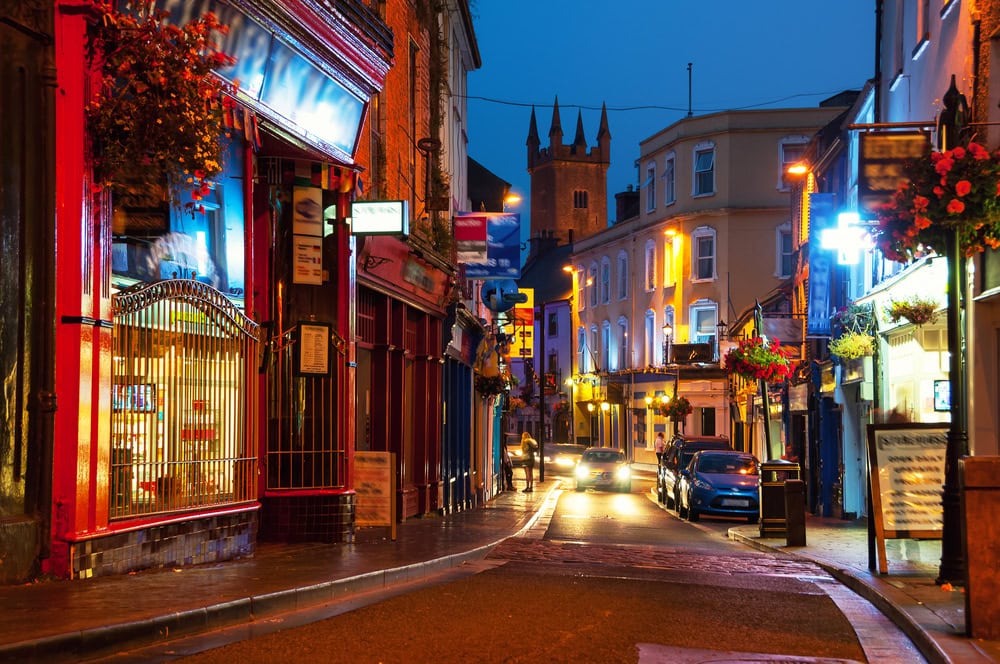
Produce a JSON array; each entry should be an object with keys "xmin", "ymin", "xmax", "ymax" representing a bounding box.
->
[
  {"xmin": 961, "ymin": 456, "xmax": 1000, "ymax": 639},
  {"xmin": 784, "ymin": 479, "xmax": 806, "ymax": 546}
]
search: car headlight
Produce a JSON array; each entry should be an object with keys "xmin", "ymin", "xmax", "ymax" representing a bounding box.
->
[
  {"xmin": 693, "ymin": 477, "xmax": 713, "ymax": 491},
  {"xmin": 616, "ymin": 465, "xmax": 631, "ymax": 480},
  {"xmin": 575, "ymin": 464, "xmax": 590, "ymax": 479}
]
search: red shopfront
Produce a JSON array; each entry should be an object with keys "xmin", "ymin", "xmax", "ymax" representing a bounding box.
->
[
  {"xmin": 42, "ymin": 0, "xmax": 390, "ymax": 579},
  {"xmin": 356, "ymin": 235, "xmax": 453, "ymax": 519}
]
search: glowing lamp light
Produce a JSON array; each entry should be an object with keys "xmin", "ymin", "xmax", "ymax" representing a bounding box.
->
[
  {"xmin": 600, "ymin": 402, "xmax": 610, "ymax": 412},
  {"xmin": 787, "ymin": 162, "xmax": 809, "ymax": 177},
  {"xmin": 587, "ymin": 403, "xmax": 595, "ymax": 412},
  {"xmin": 645, "ymin": 396, "xmax": 653, "ymax": 406},
  {"xmin": 821, "ymin": 212, "xmax": 872, "ymax": 265}
]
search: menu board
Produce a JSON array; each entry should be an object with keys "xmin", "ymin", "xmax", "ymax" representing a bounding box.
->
[
  {"xmin": 867, "ymin": 423, "xmax": 946, "ymax": 573},
  {"xmin": 355, "ymin": 451, "xmax": 396, "ymax": 540}
]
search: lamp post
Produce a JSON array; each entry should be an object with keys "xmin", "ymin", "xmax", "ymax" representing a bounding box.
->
[
  {"xmin": 937, "ymin": 76, "xmax": 969, "ymax": 587},
  {"xmin": 716, "ymin": 319, "xmax": 727, "ymax": 360},
  {"xmin": 662, "ymin": 322, "xmax": 672, "ymax": 366}
]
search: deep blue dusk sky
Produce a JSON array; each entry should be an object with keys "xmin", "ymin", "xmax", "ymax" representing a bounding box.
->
[{"xmin": 466, "ymin": 1, "xmax": 876, "ymax": 243}]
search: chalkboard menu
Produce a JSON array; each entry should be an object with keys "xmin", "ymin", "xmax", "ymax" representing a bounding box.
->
[{"xmin": 867, "ymin": 423, "xmax": 946, "ymax": 573}]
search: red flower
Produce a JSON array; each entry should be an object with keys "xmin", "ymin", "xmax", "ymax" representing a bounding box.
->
[
  {"xmin": 935, "ymin": 158, "xmax": 954, "ymax": 175},
  {"xmin": 947, "ymin": 199, "xmax": 966, "ymax": 215},
  {"xmin": 955, "ymin": 180, "xmax": 972, "ymax": 197}
]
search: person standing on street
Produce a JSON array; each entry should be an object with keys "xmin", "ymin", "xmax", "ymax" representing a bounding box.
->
[
  {"xmin": 520, "ymin": 431, "xmax": 537, "ymax": 492},
  {"xmin": 654, "ymin": 431, "xmax": 667, "ymax": 463}
]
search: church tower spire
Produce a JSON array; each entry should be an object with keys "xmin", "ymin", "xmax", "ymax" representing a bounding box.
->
[
  {"xmin": 527, "ymin": 106, "xmax": 540, "ymax": 170},
  {"xmin": 548, "ymin": 96, "xmax": 563, "ymax": 148},
  {"xmin": 597, "ymin": 103, "xmax": 611, "ymax": 159},
  {"xmin": 573, "ymin": 110, "xmax": 587, "ymax": 151}
]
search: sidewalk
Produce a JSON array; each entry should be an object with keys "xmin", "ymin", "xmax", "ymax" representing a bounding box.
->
[
  {"xmin": 0, "ymin": 478, "xmax": 997, "ymax": 663},
  {"xmin": 728, "ymin": 517, "xmax": 1000, "ymax": 664}
]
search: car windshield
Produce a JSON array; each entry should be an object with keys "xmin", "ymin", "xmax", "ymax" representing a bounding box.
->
[
  {"xmin": 582, "ymin": 450, "xmax": 623, "ymax": 463},
  {"xmin": 697, "ymin": 455, "xmax": 757, "ymax": 475}
]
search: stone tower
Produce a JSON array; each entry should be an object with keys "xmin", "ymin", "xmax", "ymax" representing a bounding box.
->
[{"xmin": 527, "ymin": 97, "xmax": 610, "ymax": 244}]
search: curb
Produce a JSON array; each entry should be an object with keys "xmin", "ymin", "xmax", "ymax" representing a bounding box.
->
[{"xmin": 728, "ymin": 529, "xmax": 950, "ymax": 664}]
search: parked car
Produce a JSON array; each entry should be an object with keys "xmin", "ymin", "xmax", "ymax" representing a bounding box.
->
[
  {"xmin": 657, "ymin": 435, "xmax": 731, "ymax": 509},
  {"xmin": 677, "ymin": 450, "xmax": 760, "ymax": 522},
  {"xmin": 574, "ymin": 447, "xmax": 631, "ymax": 492}
]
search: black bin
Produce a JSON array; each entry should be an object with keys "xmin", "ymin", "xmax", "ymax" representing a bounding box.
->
[{"xmin": 758, "ymin": 459, "xmax": 800, "ymax": 538}]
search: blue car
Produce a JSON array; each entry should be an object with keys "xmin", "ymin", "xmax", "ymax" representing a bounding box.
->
[{"xmin": 677, "ymin": 450, "xmax": 760, "ymax": 523}]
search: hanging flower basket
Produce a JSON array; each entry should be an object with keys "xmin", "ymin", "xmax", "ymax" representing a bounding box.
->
[
  {"xmin": 657, "ymin": 395, "xmax": 692, "ymax": 420},
  {"xmin": 873, "ymin": 141, "xmax": 1000, "ymax": 262},
  {"xmin": 475, "ymin": 374, "xmax": 507, "ymax": 397},
  {"xmin": 87, "ymin": 2, "xmax": 235, "ymax": 205},
  {"xmin": 723, "ymin": 336, "xmax": 792, "ymax": 384},
  {"xmin": 885, "ymin": 297, "xmax": 939, "ymax": 327},
  {"xmin": 828, "ymin": 331, "xmax": 875, "ymax": 360}
]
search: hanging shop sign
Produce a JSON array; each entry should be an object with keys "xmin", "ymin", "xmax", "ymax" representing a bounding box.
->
[
  {"xmin": 858, "ymin": 132, "xmax": 931, "ymax": 218},
  {"xmin": 351, "ymin": 201, "xmax": 409, "ymax": 236},
  {"xmin": 454, "ymin": 214, "xmax": 488, "ymax": 264},
  {"xmin": 456, "ymin": 212, "xmax": 521, "ymax": 279},
  {"xmin": 507, "ymin": 289, "xmax": 534, "ymax": 359},
  {"xmin": 866, "ymin": 423, "xmax": 946, "ymax": 573}
]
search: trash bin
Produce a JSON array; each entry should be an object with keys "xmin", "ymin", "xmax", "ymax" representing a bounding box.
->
[
  {"xmin": 961, "ymin": 456, "xmax": 1000, "ymax": 639},
  {"xmin": 758, "ymin": 459, "xmax": 800, "ymax": 538}
]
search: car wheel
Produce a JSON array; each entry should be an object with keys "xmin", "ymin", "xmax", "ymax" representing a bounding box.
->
[
  {"xmin": 687, "ymin": 499, "xmax": 700, "ymax": 522},
  {"xmin": 677, "ymin": 496, "xmax": 688, "ymax": 519}
]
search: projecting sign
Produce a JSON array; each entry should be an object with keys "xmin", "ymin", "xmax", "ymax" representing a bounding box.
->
[
  {"xmin": 858, "ymin": 132, "xmax": 930, "ymax": 218},
  {"xmin": 351, "ymin": 201, "xmax": 409, "ymax": 236},
  {"xmin": 458, "ymin": 212, "xmax": 521, "ymax": 279}
]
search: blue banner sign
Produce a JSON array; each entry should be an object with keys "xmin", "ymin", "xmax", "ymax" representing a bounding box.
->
[{"xmin": 459, "ymin": 212, "xmax": 521, "ymax": 279}]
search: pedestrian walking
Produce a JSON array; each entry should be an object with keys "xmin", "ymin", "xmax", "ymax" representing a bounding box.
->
[
  {"xmin": 501, "ymin": 444, "xmax": 515, "ymax": 490},
  {"xmin": 654, "ymin": 431, "xmax": 667, "ymax": 463},
  {"xmin": 520, "ymin": 431, "xmax": 537, "ymax": 492}
]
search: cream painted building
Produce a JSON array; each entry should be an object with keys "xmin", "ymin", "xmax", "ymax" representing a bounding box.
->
[{"xmin": 570, "ymin": 105, "xmax": 845, "ymax": 463}]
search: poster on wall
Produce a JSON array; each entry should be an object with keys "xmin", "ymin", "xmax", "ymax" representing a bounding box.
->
[
  {"xmin": 295, "ymin": 322, "xmax": 331, "ymax": 376},
  {"xmin": 866, "ymin": 423, "xmax": 946, "ymax": 573},
  {"xmin": 292, "ymin": 235, "xmax": 323, "ymax": 285},
  {"xmin": 292, "ymin": 187, "xmax": 323, "ymax": 237}
]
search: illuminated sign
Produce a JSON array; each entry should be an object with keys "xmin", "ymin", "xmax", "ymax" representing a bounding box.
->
[{"xmin": 351, "ymin": 201, "xmax": 409, "ymax": 236}]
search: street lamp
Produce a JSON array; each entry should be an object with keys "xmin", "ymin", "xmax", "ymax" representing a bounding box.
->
[
  {"xmin": 662, "ymin": 322, "xmax": 673, "ymax": 365},
  {"xmin": 716, "ymin": 319, "xmax": 727, "ymax": 360}
]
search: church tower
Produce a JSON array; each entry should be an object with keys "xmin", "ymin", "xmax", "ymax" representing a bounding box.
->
[{"xmin": 527, "ymin": 97, "xmax": 610, "ymax": 244}]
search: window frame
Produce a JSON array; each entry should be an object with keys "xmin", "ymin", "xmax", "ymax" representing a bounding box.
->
[
  {"xmin": 645, "ymin": 160, "xmax": 657, "ymax": 212},
  {"xmin": 663, "ymin": 152, "xmax": 676, "ymax": 206},
  {"xmin": 588, "ymin": 262, "xmax": 599, "ymax": 308},
  {"xmin": 688, "ymin": 299, "xmax": 719, "ymax": 347},
  {"xmin": 662, "ymin": 237, "xmax": 674, "ymax": 288},
  {"xmin": 617, "ymin": 316, "xmax": 629, "ymax": 371},
  {"xmin": 644, "ymin": 239, "xmax": 656, "ymax": 292},
  {"xmin": 600, "ymin": 256, "xmax": 611, "ymax": 304},
  {"xmin": 776, "ymin": 223, "xmax": 793, "ymax": 278},
  {"xmin": 691, "ymin": 226, "xmax": 717, "ymax": 283},
  {"xmin": 692, "ymin": 141, "xmax": 716, "ymax": 197},
  {"xmin": 617, "ymin": 250, "xmax": 629, "ymax": 300},
  {"xmin": 778, "ymin": 137, "xmax": 809, "ymax": 191}
]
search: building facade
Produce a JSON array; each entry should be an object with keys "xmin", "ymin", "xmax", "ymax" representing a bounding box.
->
[{"xmin": 572, "ymin": 106, "xmax": 845, "ymax": 464}]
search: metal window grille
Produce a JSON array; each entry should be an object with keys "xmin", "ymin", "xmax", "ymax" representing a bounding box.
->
[{"xmin": 110, "ymin": 280, "xmax": 260, "ymax": 519}]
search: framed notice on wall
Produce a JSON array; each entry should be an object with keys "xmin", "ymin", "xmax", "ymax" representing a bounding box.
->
[
  {"xmin": 295, "ymin": 322, "xmax": 331, "ymax": 376},
  {"xmin": 866, "ymin": 423, "xmax": 947, "ymax": 573}
]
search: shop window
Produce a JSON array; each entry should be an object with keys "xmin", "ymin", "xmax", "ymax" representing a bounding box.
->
[
  {"xmin": 110, "ymin": 138, "xmax": 246, "ymax": 299},
  {"xmin": 110, "ymin": 280, "xmax": 260, "ymax": 519}
]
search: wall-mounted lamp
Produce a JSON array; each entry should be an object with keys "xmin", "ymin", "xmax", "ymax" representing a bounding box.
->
[
  {"xmin": 786, "ymin": 162, "xmax": 809, "ymax": 177},
  {"xmin": 587, "ymin": 402, "xmax": 595, "ymax": 413},
  {"xmin": 600, "ymin": 401, "xmax": 610, "ymax": 412},
  {"xmin": 716, "ymin": 319, "xmax": 727, "ymax": 341},
  {"xmin": 645, "ymin": 395, "xmax": 653, "ymax": 407}
]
